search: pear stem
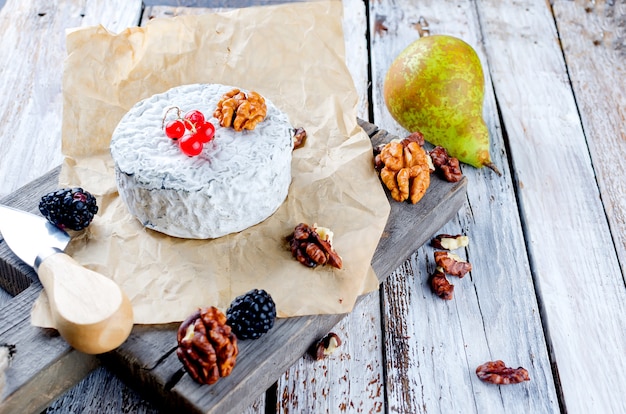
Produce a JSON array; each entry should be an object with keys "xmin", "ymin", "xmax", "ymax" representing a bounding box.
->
[{"xmin": 485, "ymin": 162, "xmax": 502, "ymax": 177}]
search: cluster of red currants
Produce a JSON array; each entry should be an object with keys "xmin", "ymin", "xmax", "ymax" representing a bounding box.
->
[{"xmin": 163, "ymin": 108, "xmax": 215, "ymax": 156}]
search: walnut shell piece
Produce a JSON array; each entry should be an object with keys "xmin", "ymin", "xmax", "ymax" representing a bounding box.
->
[
  {"xmin": 176, "ymin": 307, "xmax": 239, "ymax": 385},
  {"xmin": 287, "ymin": 223, "xmax": 343, "ymax": 269},
  {"xmin": 377, "ymin": 140, "xmax": 431, "ymax": 204},
  {"xmin": 214, "ymin": 88, "xmax": 267, "ymax": 131},
  {"xmin": 434, "ymin": 251, "xmax": 472, "ymax": 278},
  {"xmin": 476, "ymin": 360, "xmax": 530, "ymax": 384}
]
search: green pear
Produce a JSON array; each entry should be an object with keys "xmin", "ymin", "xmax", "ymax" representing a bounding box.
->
[{"xmin": 383, "ymin": 35, "xmax": 500, "ymax": 175}]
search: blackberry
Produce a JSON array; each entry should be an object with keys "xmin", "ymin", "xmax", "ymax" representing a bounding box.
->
[
  {"xmin": 226, "ymin": 289, "xmax": 276, "ymax": 340},
  {"xmin": 39, "ymin": 187, "xmax": 98, "ymax": 231}
]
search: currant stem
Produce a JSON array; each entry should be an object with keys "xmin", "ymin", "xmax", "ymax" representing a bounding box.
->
[
  {"xmin": 183, "ymin": 118, "xmax": 197, "ymax": 134},
  {"xmin": 161, "ymin": 106, "xmax": 182, "ymax": 130}
]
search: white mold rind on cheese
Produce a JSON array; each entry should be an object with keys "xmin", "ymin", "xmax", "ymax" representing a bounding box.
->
[{"xmin": 110, "ymin": 84, "xmax": 293, "ymax": 239}]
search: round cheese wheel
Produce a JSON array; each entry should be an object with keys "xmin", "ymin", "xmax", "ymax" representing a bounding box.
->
[{"xmin": 110, "ymin": 84, "xmax": 294, "ymax": 239}]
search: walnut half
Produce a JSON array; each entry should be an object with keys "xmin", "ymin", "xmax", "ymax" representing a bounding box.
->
[
  {"xmin": 287, "ymin": 223, "xmax": 343, "ymax": 269},
  {"xmin": 214, "ymin": 88, "xmax": 267, "ymax": 131},
  {"xmin": 176, "ymin": 307, "xmax": 239, "ymax": 385},
  {"xmin": 377, "ymin": 139, "xmax": 431, "ymax": 204}
]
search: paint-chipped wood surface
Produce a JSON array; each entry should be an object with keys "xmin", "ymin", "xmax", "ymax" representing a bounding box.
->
[
  {"xmin": 370, "ymin": 2, "xmax": 559, "ymax": 412},
  {"xmin": 369, "ymin": 1, "xmax": 625, "ymax": 413},
  {"xmin": 0, "ymin": 0, "xmax": 143, "ymax": 200},
  {"xmin": 1, "ymin": 0, "xmax": 625, "ymax": 413}
]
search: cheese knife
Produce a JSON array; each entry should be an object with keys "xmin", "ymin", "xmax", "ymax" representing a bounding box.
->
[{"xmin": 0, "ymin": 204, "xmax": 133, "ymax": 354}]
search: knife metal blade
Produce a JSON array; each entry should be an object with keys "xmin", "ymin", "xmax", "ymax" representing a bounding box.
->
[{"xmin": 0, "ymin": 204, "xmax": 70, "ymax": 268}]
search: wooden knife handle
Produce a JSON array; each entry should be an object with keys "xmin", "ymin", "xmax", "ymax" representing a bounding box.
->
[{"xmin": 36, "ymin": 252, "xmax": 134, "ymax": 354}]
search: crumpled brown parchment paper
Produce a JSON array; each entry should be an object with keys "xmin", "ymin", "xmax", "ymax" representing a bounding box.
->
[{"xmin": 31, "ymin": 0, "xmax": 390, "ymax": 326}]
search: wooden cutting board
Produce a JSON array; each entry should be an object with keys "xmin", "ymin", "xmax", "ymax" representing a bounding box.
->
[{"xmin": 0, "ymin": 119, "xmax": 467, "ymax": 413}]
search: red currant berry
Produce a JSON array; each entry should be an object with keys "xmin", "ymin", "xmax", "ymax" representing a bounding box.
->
[
  {"xmin": 184, "ymin": 110, "xmax": 205, "ymax": 128},
  {"xmin": 179, "ymin": 135, "xmax": 203, "ymax": 157},
  {"xmin": 196, "ymin": 121, "xmax": 216, "ymax": 143},
  {"xmin": 164, "ymin": 119, "xmax": 185, "ymax": 139}
]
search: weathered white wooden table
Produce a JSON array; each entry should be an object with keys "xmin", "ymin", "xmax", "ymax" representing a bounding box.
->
[{"xmin": 1, "ymin": 0, "xmax": 624, "ymax": 413}]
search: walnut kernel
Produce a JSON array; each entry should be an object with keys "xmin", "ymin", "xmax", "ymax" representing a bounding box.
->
[
  {"xmin": 431, "ymin": 234, "xmax": 469, "ymax": 250},
  {"xmin": 176, "ymin": 307, "xmax": 239, "ymax": 385},
  {"xmin": 293, "ymin": 127, "xmax": 307, "ymax": 149},
  {"xmin": 378, "ymin": 140, "xmax": 431, "ymax": 204},
  {"xmin": 430, "ymin": 267, "xmax": 454, "ymax": 300},
  {"xmin": 476, "ymin": 360, "xmax": 530, "ymax": 384},
  {"xmin": 214, "ymin": 89, "xmax": 267, "ymax": 131},
  {"xmin": 287, "ymin": 223, "xmax": 343, "ymax": 269},
  {"xmin": 403, "ymin": 131, "xmax": 425, "ymax": 146},
  {"xmin": 429, "ymin": 146, "xmax": 464, "ymax": 182},
  {"xmin": 434, "ymin": 251, "xmax": 472, "ymax": 278},
  {"xmin": 310, "ymin": 332, "xmax": 342, "ymax": 360}
]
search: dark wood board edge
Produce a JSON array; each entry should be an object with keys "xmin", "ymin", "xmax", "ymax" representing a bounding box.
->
[
  {"xmin": 105, "ymin": 313, "xmax": 347, "ymax": 414},
  {"xmin": 0, "ymin": 120, "xmax": 467, "ymax": 413},
  {"xmin": 0, "ymin": 246, "xmax": 33, "ymax": 298}
]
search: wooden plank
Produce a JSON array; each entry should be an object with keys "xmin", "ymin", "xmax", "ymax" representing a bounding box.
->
[
  {"xmin": 534, "ymin": 1, "xmax": 626, "ymax": 412},
  {"xmin": 370, "ymin": 0, "xmax": 559, "ymax": 412},
  {"xmin": 46, "ymin": 366, "xmax": 265, "ymax": 414},
  {"xmin": 44, "ymin": 366, "xmax": 163, "ymax": 414},
  {"xmin": 0, "ymin": 0, "xmax": 142, "ymax": 200},
  {"xmin": 276, "ymin": 292, "xmax": 385, "ymax": 413},
  {"xmin": 552, "ymin": 0, "xmax": 626, "ymax": 286},
  {"xmin": 475, "ymin": 1, "xmax": 626, "ymax": 413}
]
